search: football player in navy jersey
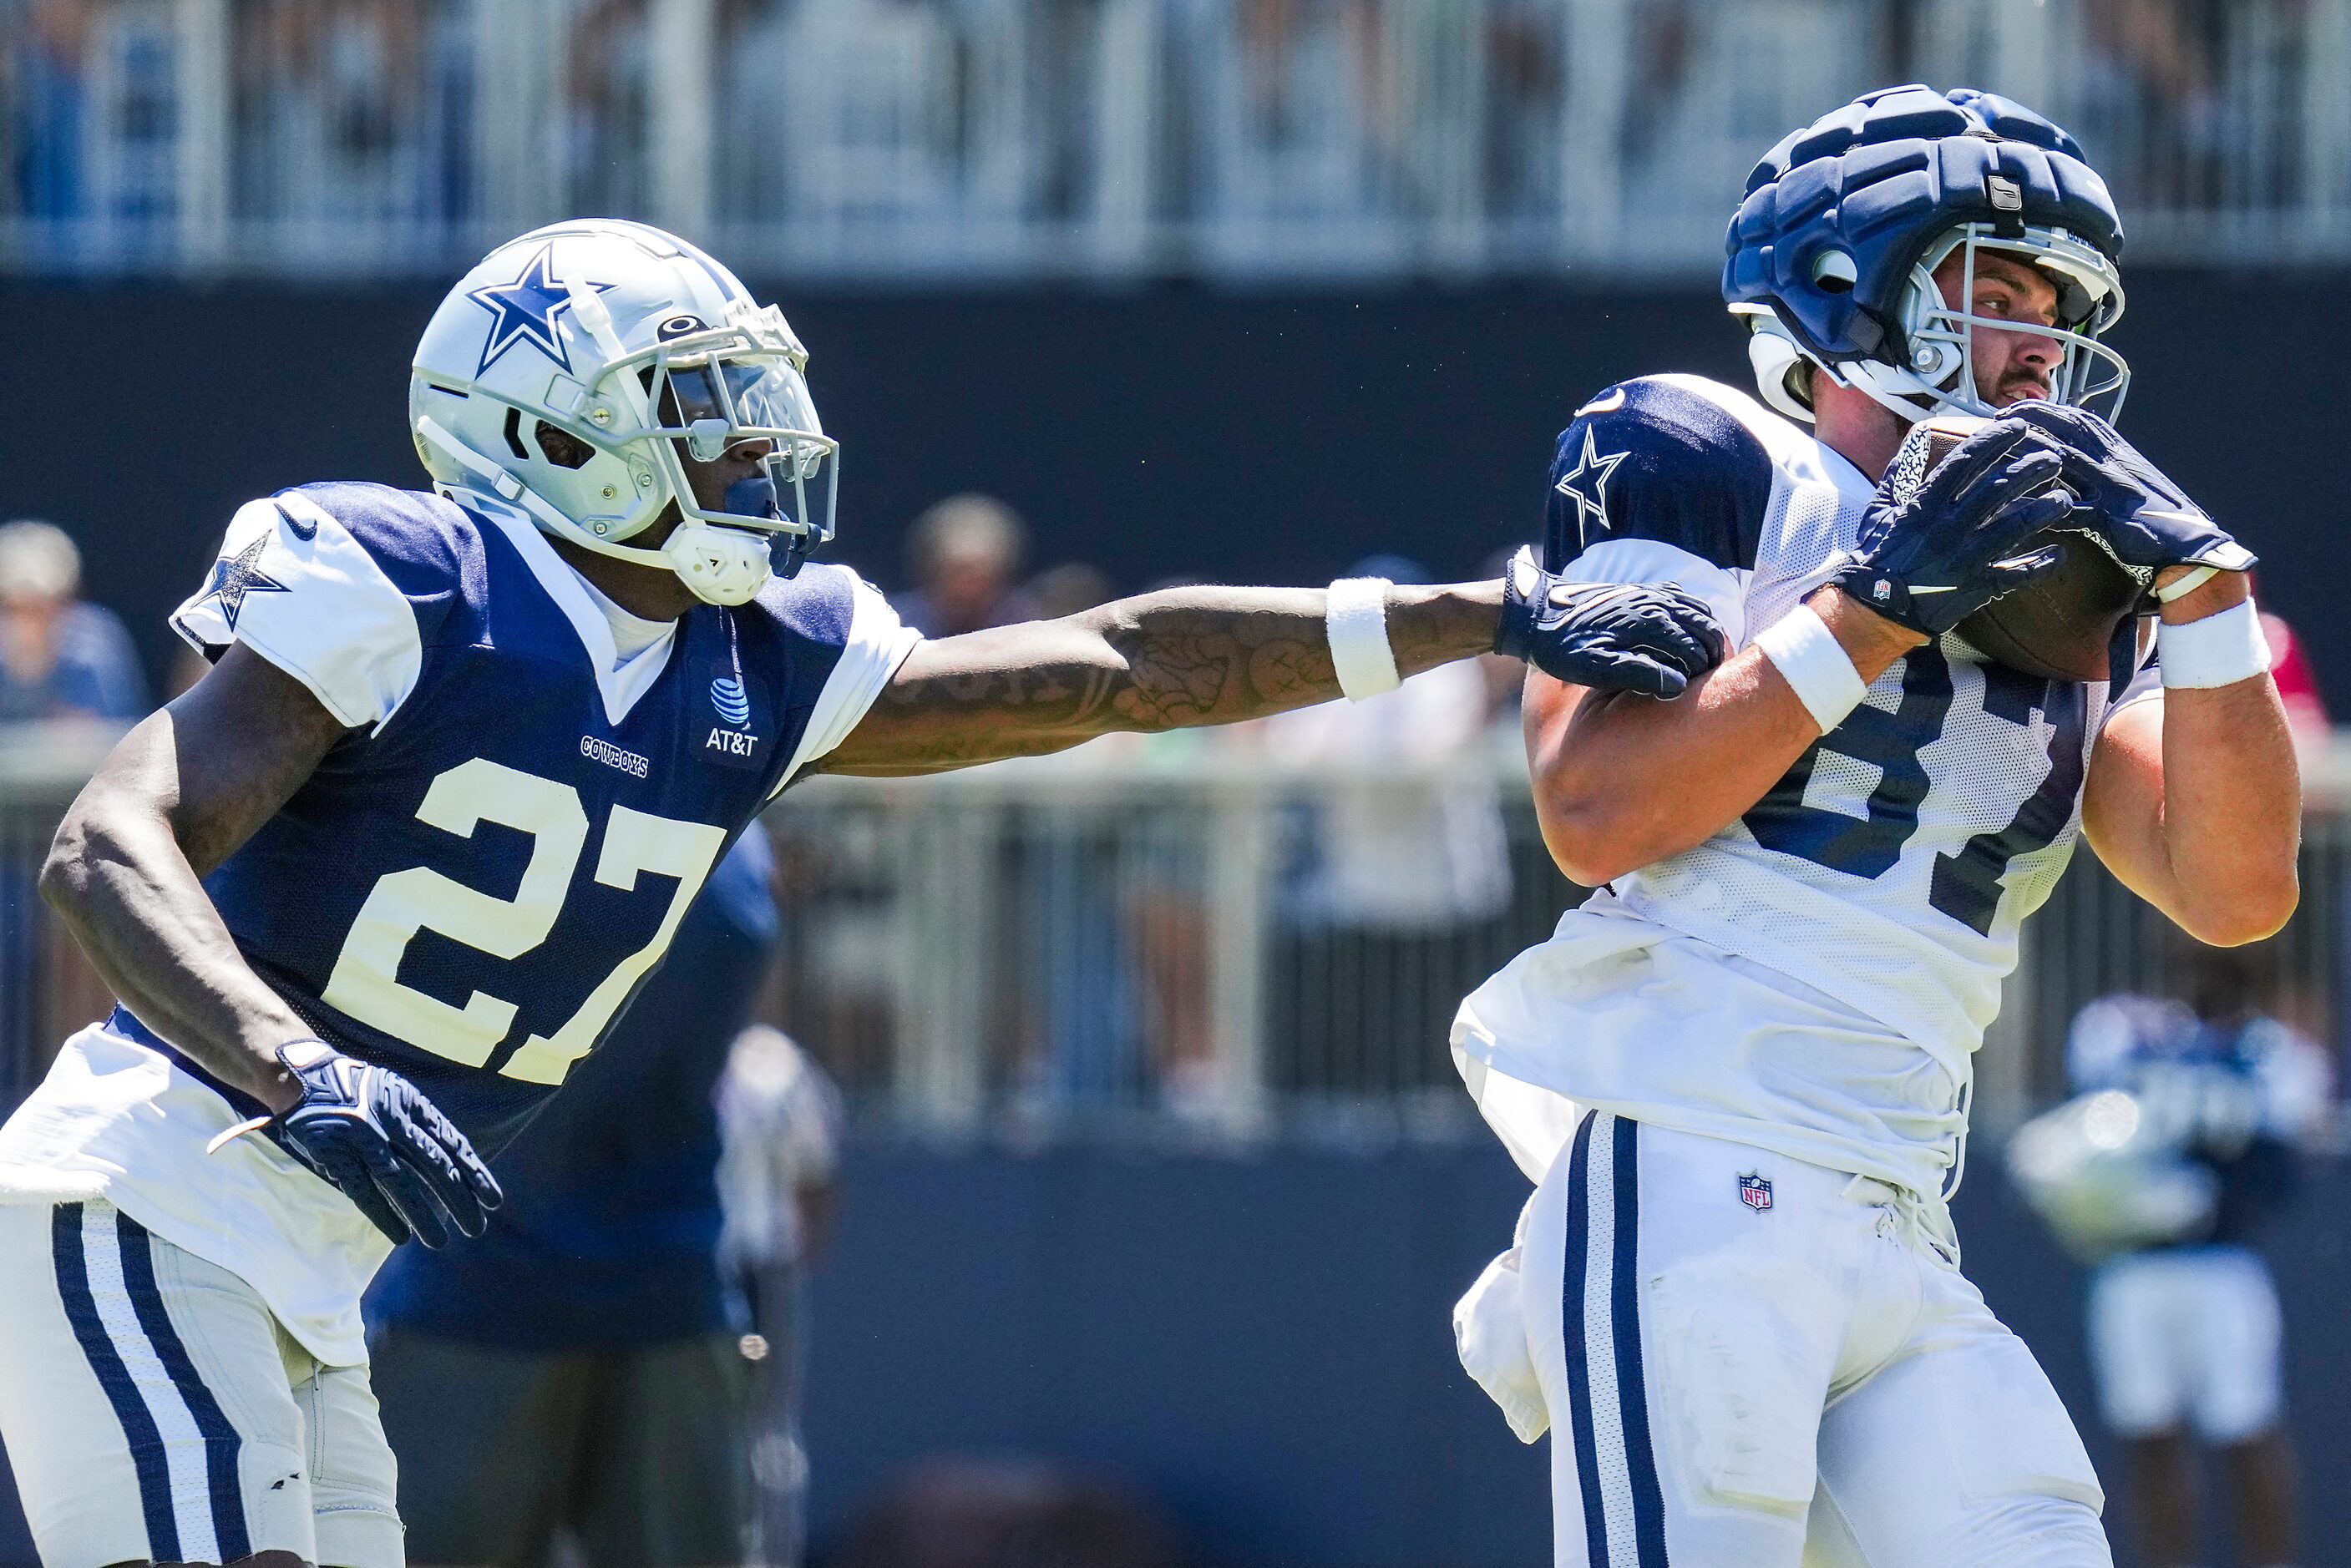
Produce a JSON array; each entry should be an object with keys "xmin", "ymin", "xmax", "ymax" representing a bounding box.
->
[
  {"xmin": 1448, "ymin": 89, "xmax": 2301, "ymax": 1566},
  {"xmin": 0, "ymin": 216, "xmax": 1724, "ymax": 1568}
]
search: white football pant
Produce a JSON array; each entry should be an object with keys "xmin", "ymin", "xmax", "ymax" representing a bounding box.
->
[
  {"xmin": 0, "ymin": 1198, "xmax": 402, "ymax": 1568},
  {"xmin": 1460, "ymin": 1112, "xmax": 2111, "ymax": 1567}
]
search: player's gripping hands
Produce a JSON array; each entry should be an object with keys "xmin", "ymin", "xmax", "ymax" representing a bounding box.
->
[
  {"xmin": 2004, "ymin": 403, "xmax": 2257, "ymax": 580},
  {"xmin": 1831, "ymin": 417, "xmax": 2081, "ymax": 637},
  {"xmin": 255, "ymin": 1042, "xmax": 500, "ymax": 1247},
  {"xmin": 1495, "ymin": 547, "xmax": 1730, "ymax": 698}
]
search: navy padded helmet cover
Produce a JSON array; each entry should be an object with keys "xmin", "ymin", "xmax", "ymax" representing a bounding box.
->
[{"xmin": 1722, "ymin": 84, "xmax": 2122, "ymax": 365}]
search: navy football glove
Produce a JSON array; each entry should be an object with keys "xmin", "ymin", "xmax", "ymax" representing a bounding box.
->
[
  {"xmin": 269, "ymin": 1041, "xmax": 500, "ymax": 1247},
  {"xmin": 2004, "ymin": 402, "xmax": 2257, "ymax": 578},
  {"xmin": 1831, "ymin": 417, "xmax": 2080, "ymax": 637},
  {"xmin": 1495, "ymin": 547, "xmax": 1730, "ymax": 699}
]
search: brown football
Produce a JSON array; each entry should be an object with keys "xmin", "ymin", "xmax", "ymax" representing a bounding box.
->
[{"xmin": 1898, "ymin": 415, "xmax": 2151, "ymax": 684}]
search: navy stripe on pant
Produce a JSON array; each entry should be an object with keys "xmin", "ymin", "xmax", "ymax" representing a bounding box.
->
[
  {"xmin": 118, "ymin": 1211, "xmax": 251, "ymax": 1560},
  {"xmin": 1559, "ymin": 1111, "xmax": 1670, "ymax": 1567},
  {"xmin": 1609, "ymin": 1115, "xmax": 1669, "ymax": 1565},
  {"xmin": 1559, "ymin": 1112, "xmax": 1609, "ymax": 1567},
  {"xmin": 51, "ymin": 1202, "xmax": 182, "ymax": 1562}
]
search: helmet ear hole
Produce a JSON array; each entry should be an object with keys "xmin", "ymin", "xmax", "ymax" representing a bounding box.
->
[
  {"xmin": 1811, "ymin": 250, "xmax": 1858, "ymax": 293},
  {"xmin": 535, "ymin": 421, "xmax": 595, "ymax": 470}
]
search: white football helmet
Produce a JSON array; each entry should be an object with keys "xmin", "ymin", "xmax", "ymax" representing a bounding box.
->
[{"xmin": 409, "ymin": 219, "xmax": 836, "ymax": 605}]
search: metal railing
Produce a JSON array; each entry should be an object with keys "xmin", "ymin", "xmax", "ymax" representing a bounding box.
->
[
  {"xmin": 7, "ymin": 721, "xmax": 2348, "ymax": 1143},
  {"xmin": 5, "ymin": 0, "xmax": 2349, "ymax": 281}
]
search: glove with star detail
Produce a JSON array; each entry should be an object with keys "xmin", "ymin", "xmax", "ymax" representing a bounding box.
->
[
  {"xmin": 1495, "ymin": 546, "xmax": 1730, "ymax": 698},
  {"xmin": 1831, "ymin": 417, "xmax": 2080, "ymax": 637},
  {"xmin": 266, "ymin": 1040, "xmax": 501, "ymax": 1247},
  {"xmin": 2002, "ymin": 402, "xmax": 2257, "ymax": 579}
]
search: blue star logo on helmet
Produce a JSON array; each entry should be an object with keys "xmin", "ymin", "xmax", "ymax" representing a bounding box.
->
[
  {"xmin": 709, "ymin": 675, "xmax": 752, "ymax": 728},
  {"xmin": 204, "ymin": 534, "xmax": 290, "ymax": 631},
  {"xmin": 465, "ymin": 243, "xmax": 613, "ymax": 377},
  {"xmin": 1553, "ymin": 425, "xmax": 1628, "ymax": 550}
]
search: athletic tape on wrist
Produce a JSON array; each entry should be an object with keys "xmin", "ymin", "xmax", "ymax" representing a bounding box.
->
[
  {"xmin": 1756, "ymin": 604, "xmax": 1868, "ymax": 733},
  {"xmin": 2158, "ymin": 597, "xmax": 2271, "ymax": 690},
  {"xmin": 1326, "ymin": 577, "xmax": 1401, "ymax": 701},
  {"xmin": 2154, "ymin": 564, "xmax": 2220, "ymax": 604}
]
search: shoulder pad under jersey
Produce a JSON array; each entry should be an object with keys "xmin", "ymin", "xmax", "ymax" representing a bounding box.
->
[{"xmin": 1543, "ymin": 374, "xmax": 1783, "ymax": 574}]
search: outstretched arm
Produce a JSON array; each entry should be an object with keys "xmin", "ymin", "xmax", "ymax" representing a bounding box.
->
[{"xmin": 816, "ymin": 581, "xmax": 1505, "ymax": 776}]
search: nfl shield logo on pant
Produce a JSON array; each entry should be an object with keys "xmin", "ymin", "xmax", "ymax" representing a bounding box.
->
[{"xmin": 1738, "ymin": 1173, "xmax": 1773, "ymax": 1212}]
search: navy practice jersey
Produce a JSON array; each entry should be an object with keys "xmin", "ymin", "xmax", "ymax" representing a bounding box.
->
[
  {"xmin": 370, "ymin": 824, "xmax": 780, "ymax": 1349},
  {"xmin": 156, "ymin": 481, "xmax": 907, "ymax": 1155},
  {"xmin": 0, "ymin": 479, "xmax": 911, "ymax": 1365}
]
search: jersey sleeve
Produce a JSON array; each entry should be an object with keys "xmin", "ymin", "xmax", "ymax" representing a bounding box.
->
[
  {"xmin": 170, "ymin": 483, "xmax": 462, "ymax": 731},
  {"xmin": 1540, "ymin": 376, "xmax": 1773, "ymax": 645},
  {"xmin": 763, "ymin": 562, "xmax": 921, "ymax": 797}
]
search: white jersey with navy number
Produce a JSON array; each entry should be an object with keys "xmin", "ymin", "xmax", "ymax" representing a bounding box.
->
[
  {"xmin": 1456, "ymin": 374, "xmax": 2150, "ymax": 1198},
  {"xmin": 0, "ymin": 481, "xmax": 915, "ymax": 1363}
]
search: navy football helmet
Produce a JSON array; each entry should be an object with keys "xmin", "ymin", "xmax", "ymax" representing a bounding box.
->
[{"xmin": 1723, "ymin": 85, "xmax": 2128, "ymax": 427}]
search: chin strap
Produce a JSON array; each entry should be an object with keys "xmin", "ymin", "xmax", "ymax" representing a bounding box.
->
[{"xmin": 663, "ymin": 522, "xmax": 772, "ymax": 605}]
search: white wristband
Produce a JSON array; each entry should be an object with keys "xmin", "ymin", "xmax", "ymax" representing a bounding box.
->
[
  {"xmin": 1326, "ymin": 577, "xmax": 1401, "ymax": 701},
  {"xmin": 2158, "ymin": 597, "xmax": 2270, "ymax": 690},
  {"xmin": 1756, "ymin": 604, "xmax": 1868, "ymax": 733}
]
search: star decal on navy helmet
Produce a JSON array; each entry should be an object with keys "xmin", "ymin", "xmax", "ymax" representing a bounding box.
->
[
  {"xmin": 465, "ymin": 243, "xmax": 613, "ymax": 377},
  {"xmin": 1554, "ymin": 424, "xmax": 1629, "ymax": 550},
  {"xmin": 203, "ymin": 534, "xmax": 289, "ymax": 631}
]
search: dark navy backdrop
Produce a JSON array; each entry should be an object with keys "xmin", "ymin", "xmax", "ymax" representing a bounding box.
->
[{"xmin": 2, "ymin": 274, "xmax": 2345, "ymax": 706}]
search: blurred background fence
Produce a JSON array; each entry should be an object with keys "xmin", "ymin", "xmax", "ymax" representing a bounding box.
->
[
  {"xmin": 6, "ymin": 0, "xmax": 2351, "ymax": 281},
  {"xmin": 11, "ymin": 726, "xmax": 2351, "ymax": 1147}
]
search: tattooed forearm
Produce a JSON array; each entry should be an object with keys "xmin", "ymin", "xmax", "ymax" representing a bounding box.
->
[{"xmin": 816, "ymin": 582, "xmax": 1502, "ymax": 776}]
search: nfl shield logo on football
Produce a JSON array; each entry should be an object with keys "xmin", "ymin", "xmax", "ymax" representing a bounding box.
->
[{"xmin": 1738, "ymin": 1173, "xmax": 1773, "ymax": 1212}]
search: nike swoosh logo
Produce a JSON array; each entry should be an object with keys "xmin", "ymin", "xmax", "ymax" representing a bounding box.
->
[
  {"xmin": 1573, "ymin": 388, "xmax": 1627, "ymax": 417},
  {"xmin": 273, "ymin": 503, "xmax": 317, "ymax": 541},
  {"xmin": 1909, "ymin": 584, "xmax": 1958, "ymax": 594}
]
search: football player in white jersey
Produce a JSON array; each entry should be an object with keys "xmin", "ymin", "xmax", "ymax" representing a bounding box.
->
[{"xmin": 1449, "ymin": 87, "xmax": 2300, "ymax": 1567}]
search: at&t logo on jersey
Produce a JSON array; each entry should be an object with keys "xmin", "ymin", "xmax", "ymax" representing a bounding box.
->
[
  {"xmin": 703, "ymin": 669, "xmax": 765, "ymax": 766},
  {"xmin": 710, "ymin": 675, "xmax": 752, "ymax": 726}
]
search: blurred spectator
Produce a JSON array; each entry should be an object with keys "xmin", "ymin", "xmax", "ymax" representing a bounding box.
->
[
  {"xmin": 0, "ymin": 519, "xmax": 148, "ymax": 725},
  {"xmin": 367, "ymin": 826, "xmax": 783, "ymax": 1568},
  {"xmin": 566, "ymin": 0, "xmax": 652, "ymax": 215},
  {"xmin": 231, "ymin": 0, "xmax": 438, "ymax": 226},
  {"xmin": 1238, "ymin": 0, "xmax": 1392, "ymax": 157},
  {"xmin": 2016, "ymin": 942, "xmax": 2328, "ymax": 1568},
  {"xmin": 897, "ymin": 494, "xmax": 1039, "ymax": 637},
  {"xmin": 718, "ymin": 1024, "xmax": 846, "ymax": 1568},
  {"xmin": 1025, "ymin": 560, "xmax": 1114, "ymax": 620},
  {"xmin": 1259, "ymin": 554, "xmax": 1512, "ymax": 1095},
  {"xmin": 7, "ymin": 0, "xmax": 90, "ymax": 220}
]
